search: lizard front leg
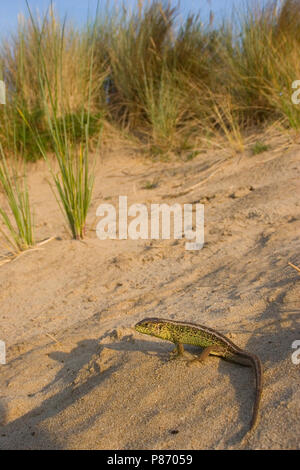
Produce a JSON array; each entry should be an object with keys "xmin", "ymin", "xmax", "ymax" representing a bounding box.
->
[{"xmin": 169, "ymin": 342, "xmax": 185, "ymax": 360}]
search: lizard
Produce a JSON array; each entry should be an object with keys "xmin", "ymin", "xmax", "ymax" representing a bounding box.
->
[{"xmin": 134, "ymin": 317, "xmax": 263, "ymax": 432}]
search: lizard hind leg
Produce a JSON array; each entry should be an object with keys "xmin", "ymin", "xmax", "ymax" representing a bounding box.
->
[{"xmin": 187, "ymin": 345, "xmax": 225, "ymax": 367}]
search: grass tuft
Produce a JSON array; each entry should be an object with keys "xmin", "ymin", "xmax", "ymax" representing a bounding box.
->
[{"xmin": 0, "ymin": 147, "xmax": 34, "ymax": 252}]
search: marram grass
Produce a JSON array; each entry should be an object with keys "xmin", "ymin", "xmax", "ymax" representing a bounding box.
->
[
  {"xmin": 17, "ymin": 1, "xmax": 102, "ymax": 240},
  {"xmin": 0, "ymin": 146, "xmax": 34, "ymax": 252}
]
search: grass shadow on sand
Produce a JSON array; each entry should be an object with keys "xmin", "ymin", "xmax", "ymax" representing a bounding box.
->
[{"xmin": 0, "ymin": 339, "xmax": 121, "ymax": 450}]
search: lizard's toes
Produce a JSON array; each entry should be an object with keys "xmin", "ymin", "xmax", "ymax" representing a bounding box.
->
[
  {"xmin": 187, "ymin": 357, "xmax": 204, "ymax": 367},
  {"xmin": 168, "ymin": 351, "xmax": 191, "ymax": 362},
  {"xmin": 168, "ymin": 353, "xmax": 184, "ymax": 362}
]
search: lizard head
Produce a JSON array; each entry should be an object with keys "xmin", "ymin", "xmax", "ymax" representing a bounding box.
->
[{"xmin": 135, "ymin": 318, "xmax": 172, "ymax": 341}]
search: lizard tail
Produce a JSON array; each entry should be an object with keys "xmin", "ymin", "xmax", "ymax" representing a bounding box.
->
[{"xmin": 248, "ymin": 353, "xmax": 263, "ymax": 430}]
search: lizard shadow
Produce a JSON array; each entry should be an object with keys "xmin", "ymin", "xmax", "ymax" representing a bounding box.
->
[{"xmin": 100, "ymin": 335, "xmax": 173, "ymax": 356}]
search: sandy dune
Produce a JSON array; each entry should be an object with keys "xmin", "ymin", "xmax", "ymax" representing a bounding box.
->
[{"xmin": 0, "ymin": 138, "xmax": 299, "ymax": 449}]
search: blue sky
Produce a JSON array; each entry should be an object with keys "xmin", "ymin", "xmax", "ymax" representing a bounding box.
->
[{"xmin": 0, "ymin": 0, "xmax": 265, "ymax": 38}]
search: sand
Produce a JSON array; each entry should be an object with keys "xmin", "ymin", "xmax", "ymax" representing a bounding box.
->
[{"xmin": 0, "ymin": 137, "xmax": 299, "ymax": 449}]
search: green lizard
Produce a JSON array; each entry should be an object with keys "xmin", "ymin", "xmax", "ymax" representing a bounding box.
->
[{"xmin": 135, "ymin": 317, "xmax": 263, "ymax": 432}]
